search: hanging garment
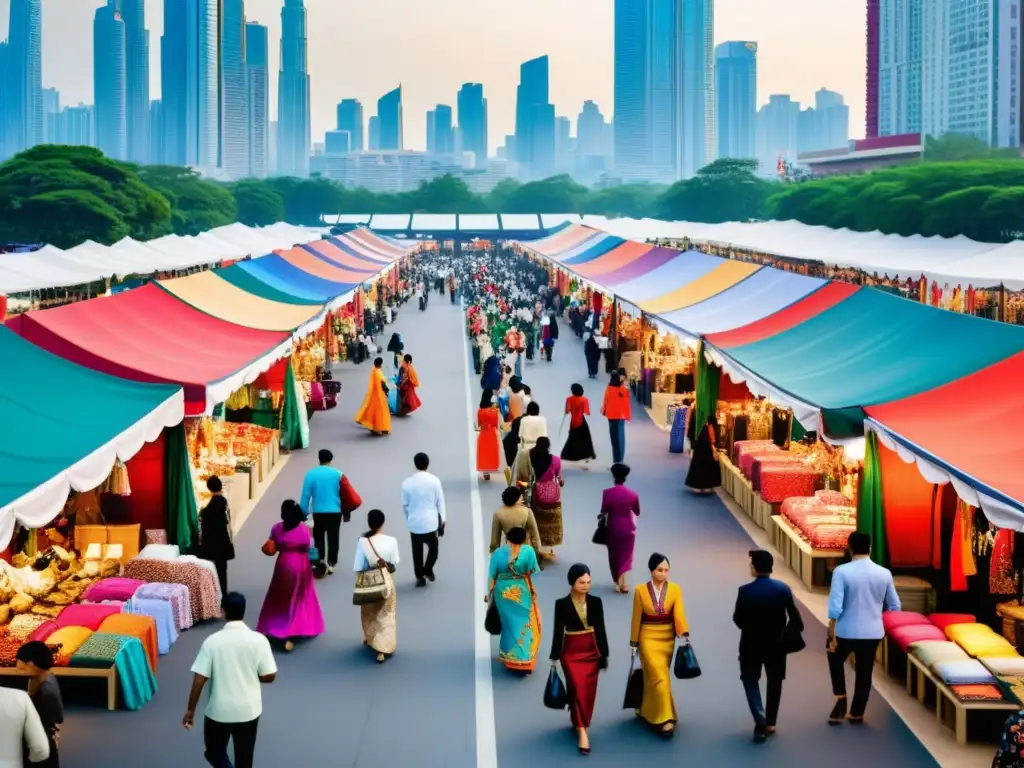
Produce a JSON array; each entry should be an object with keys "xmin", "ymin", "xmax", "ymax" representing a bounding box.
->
[{"xmin": 991, "ymin": 529, "xmax": 1016, "ymax": 596}]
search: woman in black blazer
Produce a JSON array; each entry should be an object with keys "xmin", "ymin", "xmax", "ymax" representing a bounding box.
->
[{"xmin": 550, "ymin": 563, "xmax": 609, "ymax": 755}]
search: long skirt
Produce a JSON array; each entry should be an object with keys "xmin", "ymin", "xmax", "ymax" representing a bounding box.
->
[
  {"xmin": 561, "ymin": 631, "xmax": 601, "ymax": 728},
  {"xmin": 256, "ymin": 552, "xmax": 326, "ymax": 640},
  {"xmin": 533, "ymin": 502, "xmax": 563, "ymax": 547},
  {"xmin": 399, "ymin": 383, "xmax": 421, "ymax": 415},
  {"xmin": 494, "ymin": 573, "xmax": 541, "ymax": 671},
  {"xmin": 606, "ymin": 520, "xmax": 636, "ymax": 581},
  {"xmin": 360, "ymin": 569, "xmax": 397, "ymax": 654},
  {"xmin": 638, "ymin": 621, "xmax": 677, "ymax": 727},
  {"xmin": 561, "ymin": 419, "xmax": 596, "ymax": 462},
  {"xmin": 476, "ymin": 426, "xmax": 501, "ymax": 473}
]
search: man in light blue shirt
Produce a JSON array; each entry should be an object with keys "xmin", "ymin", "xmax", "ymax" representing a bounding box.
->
[
  {"xmin": 300, "ymin": 449, "xmax": 343, "ymax": 574},
  {"xmin": 826, "ymin": 531, "xmax": 900, "ymax": 724},
  {"xmin": 400, "ymin": 452, "xmax": 446, "ymax": 587}
]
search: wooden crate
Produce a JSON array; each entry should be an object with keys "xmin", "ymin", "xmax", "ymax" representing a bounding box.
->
[{"xmin": 770, "ymin": 516, "xmax": 844, "ymax": 592}]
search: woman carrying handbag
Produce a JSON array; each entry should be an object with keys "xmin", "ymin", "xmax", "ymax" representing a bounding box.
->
[{"xmin": 352, "ymin": 510, "xmax": 400, "ymax": 664}]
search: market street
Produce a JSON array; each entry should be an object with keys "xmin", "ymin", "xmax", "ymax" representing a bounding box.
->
[{"xmin": 56, "ymin": 298, "xmax": 937, "ymax": 768}]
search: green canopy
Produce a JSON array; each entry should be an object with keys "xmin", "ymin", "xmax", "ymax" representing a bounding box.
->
[
  {"xmin": 723, "ymin": 288, "xmax": 1024, "ymax": 437},
  {"xmin": 0, "ymin": 327, "xmax": 184, "ymax": 548},
  {"xmin": 215, "ymin": 265, "xmax": 325, "ymax": 306}
]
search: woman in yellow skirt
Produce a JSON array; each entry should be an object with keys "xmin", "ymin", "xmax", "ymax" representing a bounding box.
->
[{"xmin": 629, "ymin": 552, "xmax": 689, "ymax": 737}]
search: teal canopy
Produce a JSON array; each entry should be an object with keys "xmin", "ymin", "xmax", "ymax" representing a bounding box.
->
[
  {"xmin": 723, "ymin": 288, "xmax": 1024, "ymax": 438},
  {"xmin": 0, "ymin": 326, "xmax": 184, "ymax": 546}
]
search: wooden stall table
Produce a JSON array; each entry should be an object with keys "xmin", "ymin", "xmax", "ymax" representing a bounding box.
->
[
  {"xmin": 0, "ymin": 666, "xmax": 118, "ymax": 711},
  {"xmin": 771, "ymin": 515, "xmax": 844, "ymax": 591},
  {"xmin": 751, "ymin": 496, "xmax": 778, "ymax": 532}
]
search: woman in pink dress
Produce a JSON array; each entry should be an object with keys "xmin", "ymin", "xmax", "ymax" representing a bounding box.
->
[
  {"xmin": 601, "ymin": 463, "xmax": 641, "ymax": 593},
  {"xmin": 257, "ymin": 500, "xmax": 326, "ymax": 651}
]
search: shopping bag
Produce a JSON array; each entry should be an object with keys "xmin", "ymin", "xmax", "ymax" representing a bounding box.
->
[
  {"xmin": 592, "ymin": 514, "xmax": 609, "ymax": 546},
  {"xmin": 623, "ymin": 653, "xmax": 644, "ymax": 709},
  {"xmin": 673, "ymin": 639, "xmax": 702, "ymax": 680},
  {"xmin": 543, "ymin": 666, "xmax": 569, "ymax": 710},
  {"xmin": 485, "ymin": 599, "xmax": 501, "ymax": 635},
  {"xmin": 779, "ymin": 623, "xmax": 806, "ymax": 655}
]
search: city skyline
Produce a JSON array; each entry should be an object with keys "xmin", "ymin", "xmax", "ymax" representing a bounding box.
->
[{"xmin": 0, "ymin": 0, "xmax": 868, "ymax": 153}]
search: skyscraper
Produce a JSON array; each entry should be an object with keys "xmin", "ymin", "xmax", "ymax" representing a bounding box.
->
[
  {"xmin": 120, "ymin": 0, "xmax": 149, "ymax": 163},
  {"xmin": 715, "ymin": 42, "xmax": 757, "ymax": 161},
  {"xmin": 336, "ymin": 99, "xmax": 364, "ymax": 152},
  {"xmin": 681, "ymin": 0, "xmax": 715, "ymax": 175},
  {"xmin": 42, "ymin": 87, "xmax": 60, "ymax": 143},
  {"xmin": 368, "ymin": 116, "xmax": 381, "ymax": 150},
  {"xmin": 377, "ymin": 87, "xmax": 403, "ymax": 151},
  {"xmin": 457, "ymin": 83, "xmax": 487, "ymax": 166},
  {"xmin": 93, "ymin": 1, "xmax": 127, "ymax": 161},
  {"xmin": 529, "ymin": 103, "xmax": 556, "ymax": 178},
  {"xmin": 161, "ymin": 0, "xmax": 219, "ymax": 169},
  {"xmin": 427, "ymin": 104, "xmax": 453, "ymax": 154},
  {"xmin": 756, "ymin": 94, "xmax": 800, "ymax": 174},
  {"xmin": 7, "ymin": 0, "xmax": 43, "ymax": 154},
  {"xmin": 878, "ymin": 0, "xmax": 922, "ymax": 137},
  {"xmin": 866, "ymin": 0, "xmax": 880, "ymax": 138},
  {"xmin": 246, "ymin": 22, "xmax": 270, "ymax": 178},
  {"xmin": 576, "ymin": 100, "xmax": 610, "ymax": 158},
  {"xmin": 220, "ymin": 0, "xmax": 248, "ymax": 179},
  {"xmin": 149, "ymin": 99, "xmax": 163, "ymax": 163},
  {"xmin": 278, "ymin": 0, "xmax": 311, "ymax": 176},
  {"xmin": 0, "ymin": 43, "xmax": 12, "ymax": 159},
  {"xmin": 60, "ymin": 104, "xmax": 94, "ymax": 147},
  {"xmin": 514, "ymin": 55, "xmax": 551, "ymax": 178}
]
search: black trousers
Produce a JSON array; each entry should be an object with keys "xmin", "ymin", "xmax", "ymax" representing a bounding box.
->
[
  {"xmin": 213, "ymin": 559, "xmax": 228, "ymax": 595},
  {"xmin": 740, "ymin": 652, "xmax": 785, "ymax": 727},
  {"xmin": 827, "ymin": 637, "xmax": 880, "ymax": 717},
  {"xmin": 204, "ymin": 716, "xmax": 259, "ymax": 768},
  {"xmin": 410, "ymin": 531, "xmax": 439, "ymax": 580},
  {"xmin": 312, "ymin": 513, "xmax": 342, "ymax": 567}
]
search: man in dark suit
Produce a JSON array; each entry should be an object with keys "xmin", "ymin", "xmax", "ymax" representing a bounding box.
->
[{"xmin": 733, "ymin": 550, "xmax": 804, "ymax": 743}]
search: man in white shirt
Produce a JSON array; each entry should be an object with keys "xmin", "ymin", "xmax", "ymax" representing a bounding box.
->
[
  {"xmin": 0, "ymin": 687, "xmax": 49, "ymax": 767},
  {"xmin": 183, "ymin": 592, "xmax": 277, "ymax": 768},
  {"xmin": 401, "ymin": 452, "xmax": 447, "ymax": 587}
]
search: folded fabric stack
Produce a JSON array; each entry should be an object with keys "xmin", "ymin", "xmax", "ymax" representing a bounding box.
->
[
  {"xmin": 82, "ymin": 577, "xmax": 147, "ymax": 604},
  {"xmin": 780, "ymin": 496, "xmax": 855, "ymax": 551},
  {"xmin": 56, "ymin": 602, "xmax": 124, "ymax": 631},
  {"xmin": 950, "ymin": 684, "xmax": 1005, "ymax": 701},
  {"xmin": 70, "ymin": 633, "xmax": 157, "ymax": 711},
  {"xmin": 732, "ymin": 440, "xmax": 775, "ymax": 465},
  {"xmin": 887, "ymin": 623, "xmax": 949, "ymax": 652},
  {"xmin": 946, "ymin": 623, "xmax": 1020, "ymax": 658},
  {"xmin": 751, "ymin": 454, "xmax": 803, "ymax": 491},
  {"xmin": 44, "ymin": 626, "xmax": 94, "ymax": 666},
  {"xmin": 133, "ymin": 582, "xmax": 192, "ymax": 631},
  {"xmin": 123, "ymin": 558, "xmax": 220, "ymax": 623},
  {"xmin": 124, "ymin": 597, "xmax": 178, "ymax": 655},
  {"xmin": 739, "ymin": 445, "xmax": 781, "ymax": 480},
  {"xmin": 933, "ymin": 660, "xmax": 999, "ymax": 686},
  {"xmin": 97, "ymin": 613, "xmax": 159, "ymax": 673},
  {"xmin": 760, "ymin": 464, "xmax": 823, "ymax": 504},
  {"xmin": 815, "ymin": 490, "xmax": 855, "ymax": 507},
  {"xmin": 136, "ymin": 544, "xmax": 180, "ymax": 561},
  {"xmin": 28, "ymin": 620, "xmax": 59, "ymax": 643}
]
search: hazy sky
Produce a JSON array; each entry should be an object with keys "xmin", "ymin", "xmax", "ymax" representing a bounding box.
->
[{"xmin": 0, "ymin": 0, "xmax": 867, "ymax": 151}]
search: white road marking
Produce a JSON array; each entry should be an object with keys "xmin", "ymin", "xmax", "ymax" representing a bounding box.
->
[{"xmin": 461, "ymin": 297, "xmax": 498, "ymax": 768}]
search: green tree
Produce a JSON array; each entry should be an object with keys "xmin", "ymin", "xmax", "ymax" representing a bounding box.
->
[
  {"xmin": 657, "ymin": 158, "xmax": 772, "ymax": 222},
  {"xmin": 582, "ymin": 183, "xmax": 666, "ymax": 219},
  {"xmin": 232, "ymin": 180, "xmax": 285, "ymax": 227},
  {"xmin": 0, "ymin": 145, "xmax": 171, "ymax": 247},
  {"xmin": 924, "ymin": 134, "xmax": 1020, "ymax": 162},
  {"xmin": 136, "ymin": 165, "xmax": 237, "ymax": 236},
  {"xmin": 485, "ymin": 178, "xmax": 522, "ymax": 211},
  {"xmin": 405, "ymin": 175, "xmax": 478, "ymax": 213},
  {"xmin": 502, "ymin": 175, "xmax": 588, "ymax": 213},
  {"xmin": 268, "ymin": 176, "xmax": 345, "ymax": 225}
]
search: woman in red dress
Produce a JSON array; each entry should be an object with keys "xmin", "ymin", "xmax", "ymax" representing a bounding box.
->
[
  {"xmin": 476, "ymin": 388, "xmax": 501, "ymax": 480},
  {"xmin": 398, "ymin": 354, "xmax": 422, "ymax": 416},
  {"xmin": 561, "ymin": 383, "xmax": 596, "ymax": 465}
]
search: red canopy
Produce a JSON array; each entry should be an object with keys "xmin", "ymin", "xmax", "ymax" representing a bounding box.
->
[
  {"xmin": 6, "ymin": 284, "xmax": 290, "ymax": 414},
  {"xmin": 866, "ymin": 351, "xmax": 1024, "ymax": 511}
]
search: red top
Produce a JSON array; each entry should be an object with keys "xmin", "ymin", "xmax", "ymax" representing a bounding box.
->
[
  {"xmin": 564, "ymin": 395, "xmax": 591, "ymax": 429},
  {"xmin": 601, "ymin": 384, "xmax": 632, "ymax": 421}
]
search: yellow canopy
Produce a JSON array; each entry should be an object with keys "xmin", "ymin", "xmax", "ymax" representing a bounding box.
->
[
  {"xmin": 157, "ymin": 271, "xmax": 323, "ymax": 331},
  {"xmin": 638, "ymin": 261, "xmax": 762, "ymax": 315}
]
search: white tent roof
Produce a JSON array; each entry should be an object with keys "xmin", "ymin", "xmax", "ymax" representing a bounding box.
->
[{"xmin": 0, "ymin": 223, "xmax": 330, "ymax": 294}]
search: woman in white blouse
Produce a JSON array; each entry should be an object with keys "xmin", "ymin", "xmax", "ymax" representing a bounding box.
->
[
  {"xmin": 512, "ymin": 401, "xmax": 549, "ymax": 489},
  {"xmin": 353, "ymin": 509, "xmax": 401, "ymax": 663}
]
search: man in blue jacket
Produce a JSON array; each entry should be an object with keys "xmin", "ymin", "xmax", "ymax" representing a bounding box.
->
[
  {"xmin": 300, "ymin": 449, "xmax": 343, "ymax": 574},
  {"xmin": 734, "ymin": 550, "xmax": 804, "ymax": 743}
]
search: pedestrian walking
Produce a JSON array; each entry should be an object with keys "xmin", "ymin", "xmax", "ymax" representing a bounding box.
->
[
  {"xmin": 14, "ymin": 641, "xmax": 62, "ymax": 768},
  {"xmin": 400, "ymin": 452, "xmax": 447, "ymax": 587},
  {"xmin": 734, "ymin": 550, "xmax": 804, "ymax": 743},
  {"xmin": 184, "ymin": 593, "xmax": 277, "ymax": 768},
  {"xmin": 353, "ymin": 509, "xmax": 401, "ymax": 664},
  {"xmin": 299, "ymin": 449, "xmax": 360, "ymax": 574},
  {"xmin": 0, "ymin": 687, "xmax": 50, "ymax": 766},
  {"xmin": 199, "ymin": 476, "xmax": 234, "ymax": 595},
  {"xmin": 601, "ymin": 372, "xmax": 631, "ymax": 464},
  {"xmin": 826, "ymin": 532, "xmax": 900, "ymax": 724}
]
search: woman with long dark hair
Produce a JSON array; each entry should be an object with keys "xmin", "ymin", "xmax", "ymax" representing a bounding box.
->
[
  {"xmin": 685, "ymin": 415, "xmax": 722, "ymax": 494},
  {"xmin": 486, "ymin": 526, "xmax": 542, "ymax": 672},
  {"xmin": 584, "ymin": 334, "xmax": 601, "ymax": 378},
  {"xmin": 386, "ymin": 332, "xmax": 404, "ymax": 369},
  {"xmin": 602, "ymin": 463, "xmax": 641, "ymax": 593},
  {"xmin": 476, "ymin": 388, "xmax": 502, "ymax": 481},
  {"xmin": 561, "ymin": 383, "xmax": 596, "ymax": 465},
  {"xmin": 550, "ymin": 563, "xmax": 609, "ymax": 755},
  {"xmin": 529, "ymin": 437, "xmax": 564, "ymax": 559},
  {"xmin": 353, "ymin": 509, "xmax": 401, "ymax": 663}
]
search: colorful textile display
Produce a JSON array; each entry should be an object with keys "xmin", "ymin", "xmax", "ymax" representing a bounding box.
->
[
  {"xmin": 125, "ymin": 597, "xmax": 179, "ymax": 655},
  {"xmin": 133, "ymin": 582, "xmax": 192, "ymax": 631},
  {"xmin": 98, "ymin": 613, "xmax": 160, "ymax": 672},
  {"xmin": 909, "ymin": 641, "xmax": 970, "ymax": 668},
  {"xmin": 933, "ymin": 660, "xmax": 998, "ymax": 685},
  {"xmin": 45, "ymin": 626, "xmax": 94, "ymax": 666},
  {"xmin": 82, "ymin": 578, "xmax": 147, "ymax": 603},
  {"xmin": 70, "ymin": 633, "xmax": 158, "ymax": 711},
  {"xmin": 951, "ymin": 684, "xmax": 1005, "ymax": 701},
  {"xmin": 6, "ymin": 614, "xmax": 49, "ymax": 641},
  {"xmin": 56, "ymin": 602, "xmax": 124, "ymax": 631},
  {"xmin": 760, "ymin": 465, "xmax": 822, "ymax": 504}
]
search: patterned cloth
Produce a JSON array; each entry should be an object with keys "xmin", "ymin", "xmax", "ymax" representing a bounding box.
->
[
  {"xmin": 951, "ymin": 684, "xmax": 1004, "ymax": 701},
  {"xmin": 360, "ymin": 569, "xmax": 397, "ymax": 655},
  {"xmin": 0, "ymin": 634, "xmax": 23, "ymax": 667},
  {"xmin": 45, "ymin": 627, "xmax": 94, "ymax": 666},
  {"xmin": 70, "ymin": 633, "xmax": 158, "ymax": 711},
  {"xmin": 124, "ymin": 559, "xmax": 220, "ymax": 623},
  {"xmin": 98, "ymin": 613, "xmax": 160, "ymax": 673},
  {"xmin": 760, "ymin": 465, "xmax": 822, "ymax": 504},
  {"xmin": 133, "ymin": 582, "xmax": 192, "ymax": 631},
  {"xmin": 7, "ymin": 614, "xmax": 50, "ymax": 642}
]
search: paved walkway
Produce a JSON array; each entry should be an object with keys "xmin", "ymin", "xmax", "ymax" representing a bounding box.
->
[{"xmin": 57, "ymin": 298, "xmax": 939, "ymax": 767}]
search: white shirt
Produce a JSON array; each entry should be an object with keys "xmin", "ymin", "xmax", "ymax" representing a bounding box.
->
[
  {"xmin": 353, "ymin": 533, "xmax": 402, "ymax": 571},
  {"xmin": 0, "ymin": 688, "xmax": 49, "ymax": 767},
  {"xmin": 400, "ymin": 471, "xmax": 447, "ymax": 535},
  {"xmin": 191, "ymin": 622, "xmax": 278, "ymax": 724},
  {"xmin": 519, "ymin": 415, "xmax": 548, "ymax": 448}
]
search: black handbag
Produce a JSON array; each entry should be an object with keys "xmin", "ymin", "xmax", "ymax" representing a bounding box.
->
[
  {"xmin": 673, "ymin": 639, "xmax": 702, "ymax": 680},
  {"xmin": 592, "ymin": 514, "xmax": 609, "ymax": 546},
  {"xmin": 543, "ymin": 665, "xmax": 569, "ymax": 710},
  {"xmin": 623, "ymin": 653, "xmax": 644, "ymax": 709},
  {"xmin": 778, "ymin": 623, "xmax": 806, "ymax": 655},
  {"xmin": 485, "ymin": 598, "xmax": 501, "ymax": 635}
]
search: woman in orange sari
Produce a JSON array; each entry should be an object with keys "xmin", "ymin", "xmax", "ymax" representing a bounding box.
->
[
  {"xmin": 476, "ymin": 388, "xmax": 501, "ymax": 481},
  {"xmin": 355, "ymin": 357, "xmax": 392, "ymax": 435},
  {"xmin": 398, "ymin": 354, "xmax": 422, "ymax": 416}
]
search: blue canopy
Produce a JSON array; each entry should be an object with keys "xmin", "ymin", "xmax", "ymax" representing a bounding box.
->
[
  {"xmin": 609, "ymin": 251, "xmax": 723, "ymax": 305},
  {"xmin": 234, "ymin": 255, "xmax": 357, "ymax": 302},
  {"xmin": 558, "ymin": 235, "xmax": 623, "ymax": 265}
]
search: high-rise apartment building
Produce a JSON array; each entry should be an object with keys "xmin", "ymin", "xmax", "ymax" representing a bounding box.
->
[
  {"xmin": 120, "ymin": 0, "xmax": 149, "ymax": 163},
  {"xmin": 161, "ymin": 0, "xmax": 219, "ymax": 169},
  {"xmin": 529, "ymin": 103, "xmax": 556, "ymax": 179},
  {"xmin": 377, "ymin": 87, "xmax": 403, "ymax": 151},
  {"xmin": 715, "ymin": 42, "xmax": 757, "ymax": 161},
  {"xmin": 681, "ymin": 0, "xmax": 715, "ymax": 175},
  {"xmin": 514, "ymin": 56, "xmax": 553, "ymax": 178},
  {"xmin": 42, "ymin": 87, "xmax": 60, "ymax": 143},
  {"xmin": 555, "ymin": 115, "xmax": 572, "ymax": 172},
  {"xmin": 94, "ymin": 1, "xmax": 127, "ymax": 161},
  {"xmin": 6, "ymin": 0, "xmax": 43, "ymax": 156},
  {"xmin": 878, "ymin": 0, "xmax": 923, "ymax": 137},
  {"xmin": 149, "ymin": 99, "xmax": 163, "ymax": 163},
  {"xmin": 59, "ymin": 104, "xmax": 94, "ymax": 147},
  {"xmin": 368, "ymin": 116, "xmax": 381, "ymax": 150},
  {"xmin": 220, "ymin": 0, "xmax": 248, "ymax": 179},
  {"xmin": 246, "ymin": 22, "xmax": 269, "ymax": 178},
  {"xmin": 866, "ymin": 0, "xmax": 880, "ymax": 137},
  {"xmin": 427, "ymin": 104, "xmax": 454, "ymax": 154},
  {"xmin": 457, "ymin": 83, "xmax": 487, "ymax": 166},
  {"xmin": 336, "ymin": 99, "xmax": 364, "ymax": 152},
  {"xmin": 756, "ymin": 94, "xmax": 800, "ymax": 175},
  {"xmin": 278, "ymin": 0, "xmax": 311, "ymax": 176}
]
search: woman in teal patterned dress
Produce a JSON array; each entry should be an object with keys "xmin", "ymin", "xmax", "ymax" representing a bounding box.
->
[{"xmin": 486, "ymin": 527, "xmax": 542, "ymax": 673}]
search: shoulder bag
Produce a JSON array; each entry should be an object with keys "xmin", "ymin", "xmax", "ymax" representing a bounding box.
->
[
  {"xmin": 352, "ymin": 537, "xmax": 393, "ymax": 606},
  {"xmin": 673, "ymin": 637, "xmax": 702, "ymax": 680}
]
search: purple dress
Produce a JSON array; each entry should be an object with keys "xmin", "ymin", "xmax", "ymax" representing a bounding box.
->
[
  {"xmin": 602, "ymin": 485, "xmax": 640, "ymax": 581},
  {"xmin": 256, "ymin": 522, "xmax": 326, "ymax": 640}
]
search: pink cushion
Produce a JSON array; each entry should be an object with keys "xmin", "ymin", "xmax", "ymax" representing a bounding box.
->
[
  {"xmin": 929, "ymin": 613, "xmax": 978, "ymax": 631},
  {"xmin": 82, "ymin": 578, "xmax": 147, "ymax": 603},
  {"xmin": 56, "ymin": 603, "xmax": 124, "ymax": 631},
  {"xmin": 883, "ymin": 611, "xmax": 932, "ymax": 633},
  {"xmin": 888, "ymin": 624, "xmax": 949, "ymax": 652},
  {"xmin": 28, "ymin": 621, "xmax": 59, "ymax": 643}
]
